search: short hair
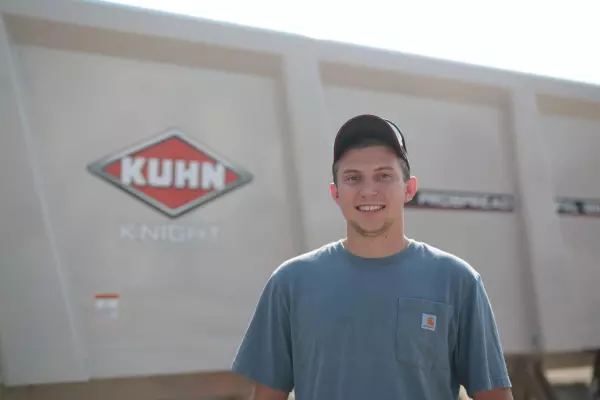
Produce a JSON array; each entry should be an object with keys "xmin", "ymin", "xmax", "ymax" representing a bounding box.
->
[{"xmin": 332, "ymin": 138, "xmax": 411, "ymax": 185}]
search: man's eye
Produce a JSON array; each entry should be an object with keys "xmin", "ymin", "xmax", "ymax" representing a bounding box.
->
[{"xmin": 346, "ymin": 175, "xmax": 359, "ymax": 181}]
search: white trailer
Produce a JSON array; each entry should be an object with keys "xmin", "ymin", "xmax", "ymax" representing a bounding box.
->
[{"xmin": 1, "ymin": 1, "xmax": 599, "ymax": 399}]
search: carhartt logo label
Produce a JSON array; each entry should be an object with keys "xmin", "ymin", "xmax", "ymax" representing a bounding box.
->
[
  {"xmin": 421, "ymin": 313, "xmax": 436, "ymax": 331},
  {"xmin": 88, "ymin": 128, "xmax": 253, "ymax": 218}
]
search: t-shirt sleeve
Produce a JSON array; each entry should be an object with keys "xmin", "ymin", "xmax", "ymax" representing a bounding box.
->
[
  {"xmin": 231, "ymin": 271, "xmax": 294, "ymax": 393},
  {"xmin": 454, "ymin": 274, "xmax": 512, "ymax": 397}
]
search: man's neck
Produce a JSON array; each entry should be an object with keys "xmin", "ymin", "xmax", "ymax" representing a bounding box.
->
[{"xmin": 343, "ymin": 228, "xmax": 409, "ymax": 259}]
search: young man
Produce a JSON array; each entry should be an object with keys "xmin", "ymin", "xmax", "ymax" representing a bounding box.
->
[{"xmin": 231, "ymin": 114, "xmax": 514, "ymax": 400}]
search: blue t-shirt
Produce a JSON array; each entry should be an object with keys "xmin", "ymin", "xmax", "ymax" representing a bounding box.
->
[{"xmin": 231, "ymin": 238, "xmax": 512, "ymax": 400}]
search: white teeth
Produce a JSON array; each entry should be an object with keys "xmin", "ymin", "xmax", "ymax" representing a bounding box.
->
[{"xmin": 358, "ymin": 205, "xmax": 383, "ymax": 212}]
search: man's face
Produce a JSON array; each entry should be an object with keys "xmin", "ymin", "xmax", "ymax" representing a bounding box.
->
[{"xmin": 329, "ymin": 145, "xmax": 418, "ymax": 237}]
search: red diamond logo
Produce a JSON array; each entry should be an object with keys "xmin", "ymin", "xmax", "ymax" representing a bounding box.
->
[{"xmin": 88, "ymin": 128, "xmax": 253, "ymax": 218}]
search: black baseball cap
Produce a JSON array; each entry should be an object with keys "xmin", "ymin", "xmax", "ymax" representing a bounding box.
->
[{"xmin": 333, "ymin": 114, "xmax": 410, "ymax": 173}]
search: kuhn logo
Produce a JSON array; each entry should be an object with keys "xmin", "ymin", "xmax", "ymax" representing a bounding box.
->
[{"xmin": 87, "ymin": 129, "xmax": 253, "ymax": 218}]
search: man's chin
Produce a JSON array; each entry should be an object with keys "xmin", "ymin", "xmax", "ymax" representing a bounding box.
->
[{"xmin": 349, "ymin": 220, "xmax": 391, "ymax": 237}]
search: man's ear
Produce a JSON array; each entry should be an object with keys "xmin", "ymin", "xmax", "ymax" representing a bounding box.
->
[
  {"xmin": 404, "ymin": 176, "xmax": 418, "ymax": 203},
  {"xmin": 329, "ymin": 182, "xmax": 339, "ymax": 203}
]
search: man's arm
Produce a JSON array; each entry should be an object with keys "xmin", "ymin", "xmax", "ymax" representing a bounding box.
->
[
  {"xmin": 232, "ymin": 268, "xmax": 294, "ymax": 399},
  {"xmin": 249, "ymin": 382, "xmax": 290, "ymax": 400},
  {"xmin": 473, "ymin": 387, "xmax": 514, "ymax": 400},
  {"xmin": 454, "ymin": 274, "xmax": 514, "ymax": 400}
]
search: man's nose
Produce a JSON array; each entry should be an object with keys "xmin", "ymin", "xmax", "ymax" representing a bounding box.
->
[{"xmin": 359, "ymin": 180, "xmax": 379, "ymax": 197}]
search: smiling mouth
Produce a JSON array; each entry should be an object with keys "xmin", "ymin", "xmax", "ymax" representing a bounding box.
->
[{"xmin": 356, "ymin": 205, "xmax": 385, "ymax": 212}]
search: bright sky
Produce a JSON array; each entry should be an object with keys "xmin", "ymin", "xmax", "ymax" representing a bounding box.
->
[{"xmin": 101, "ymin": 0, "xmax": 600, "ymax": 86}]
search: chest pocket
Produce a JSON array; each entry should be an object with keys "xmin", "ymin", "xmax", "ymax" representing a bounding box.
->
[{"xmin": 396, "ymin": 297, "xmax": 452, "ymax": 370}]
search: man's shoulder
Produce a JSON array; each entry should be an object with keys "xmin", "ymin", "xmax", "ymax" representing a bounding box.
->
[
  {"xmin": 414, "ymin": 239, "xmax": 481, "ymax": 283},
  {"xmin": 412, "ymin": 240, "xmax": 486, "ymax": 309},
  {"xmin": 270, "ymin": 240, "xmax": 340, "ymax": 281}
]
